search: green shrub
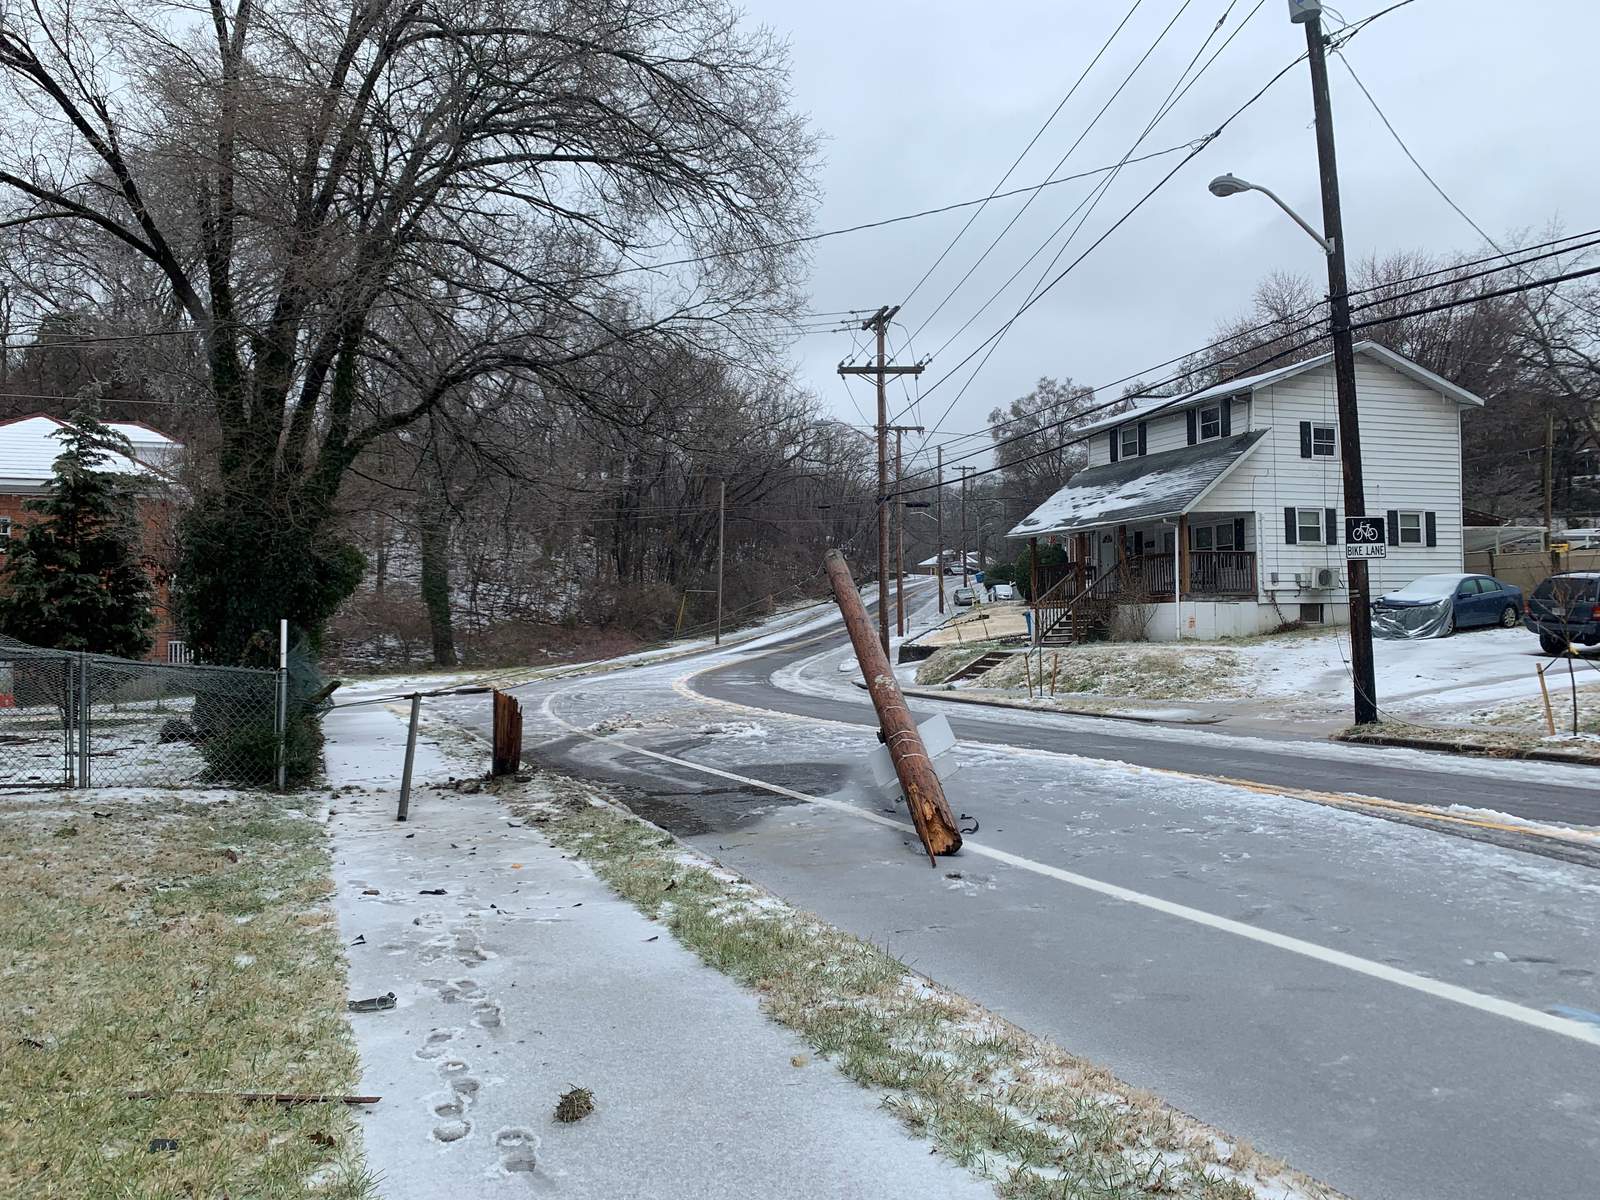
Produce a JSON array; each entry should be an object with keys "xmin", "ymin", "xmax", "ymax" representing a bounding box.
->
[{"xmin": 199, "ymin": 714, "xmax": 323, "ymax": 787}]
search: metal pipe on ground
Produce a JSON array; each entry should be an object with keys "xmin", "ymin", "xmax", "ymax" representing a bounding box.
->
[{"xmin": 823, "ymin": 549, "xmax": 962, "ymax": 862}]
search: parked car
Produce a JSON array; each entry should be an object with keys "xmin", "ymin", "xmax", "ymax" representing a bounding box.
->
[
  {"xmin": 989, "ymin": 582, "xmax": 1017, "ymax": 601},
  {"xmin": 952, "ymin": 586, "xmax": 977, "ymax": 607},
  {"xmin": 1524, "ymin": 571, "xmax": 1600, "ymax": 654},
  {"xmin": 1371, "ymin": 572, "xmax": 1523, "ymax": 638}
]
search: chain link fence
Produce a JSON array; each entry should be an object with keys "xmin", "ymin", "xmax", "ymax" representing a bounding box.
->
[{"xmin": 0, "ymin": 636, "xmax": 286, "ymax": 789}]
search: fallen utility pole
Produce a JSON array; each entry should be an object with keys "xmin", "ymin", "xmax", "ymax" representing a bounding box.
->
[
  {"xmin": 839, "ymin": 306, "xmax": 924, "ymax": 655},
  {"xmin": 823, "ymin": 548, "xmax": 961, "ymax": 863}
]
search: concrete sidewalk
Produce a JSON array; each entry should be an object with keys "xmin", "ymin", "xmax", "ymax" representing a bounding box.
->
[{"xmin": 323, "ymin": 695, "xmax": 990, "ymax": 1199}]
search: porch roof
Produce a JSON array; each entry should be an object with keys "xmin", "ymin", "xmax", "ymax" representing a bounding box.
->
[{"xmin": 1006, "ymin": 429, "xmax": 1266, "ymax": 538}]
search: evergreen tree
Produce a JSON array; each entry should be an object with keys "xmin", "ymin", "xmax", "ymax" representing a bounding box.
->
[{"xmin": 0, "ymin": 413, "xmax": 156, "ymax": 656}]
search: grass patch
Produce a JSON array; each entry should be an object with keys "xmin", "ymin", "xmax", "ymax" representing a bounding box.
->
[
  {"xmin": 509, "ymin": 782, "xmax": 1340, "ymax": 1200},
  {"xmin": 974, "ymin": 644, "xmax": 1244, "ymax": 701},
  {"xmin": 0, "ymin": 790, "xmax": 373, "ymax": 1199},
  {"xmin": 915, "ymin": 645, "xmax": 1007, "ymax": 686}
]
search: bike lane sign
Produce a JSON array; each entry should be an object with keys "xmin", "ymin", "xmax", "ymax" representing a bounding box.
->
[{"xmin": 1345, "ymin": 515, "xmax": 1386, "ymax": 559}]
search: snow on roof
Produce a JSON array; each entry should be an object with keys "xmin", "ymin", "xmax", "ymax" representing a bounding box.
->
[
  {"xmin": 1076, "ymin": 341, "xmax": 1486, "ymax": 438},
  {"xmin": 0, "ymin": 414, "xmax": 162, "ymax": 488},
  {"xmin": 1007, "ymin": 430, "xmax": 1266, "ymax": 538},
  {"xmin": 104, "ymin": 421, "xmax": 179, "ymax": 447},
  {"xmin": 917, "ymin": 553, "xmax": 978, "ymax": 566}
]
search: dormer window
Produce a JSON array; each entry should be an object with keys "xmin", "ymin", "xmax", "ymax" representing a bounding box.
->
[
  {"xmin": 1119, "ymin": 425, "xmax": 1139, "ymax": 459},
  {"xmin": 1199, "ymin": 404, "xmax": 1223, "ymax": 440}
]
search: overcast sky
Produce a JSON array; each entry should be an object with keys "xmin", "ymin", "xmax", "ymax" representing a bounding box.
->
[{"xmin": 734, "ymin": 0, "xmax": 1600, "ymax": 478}]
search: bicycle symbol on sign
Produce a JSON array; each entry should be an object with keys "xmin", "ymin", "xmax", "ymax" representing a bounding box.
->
[{"xmin": 1350, "ymin": 522, "xmax": 1380, "ymax": 543}]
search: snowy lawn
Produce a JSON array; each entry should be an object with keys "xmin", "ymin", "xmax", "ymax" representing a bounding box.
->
[
  {"xmin": 0, "ymin": 788, "xmax": 373, "ymax": 1199},
  {"xmin": 518, "ymin": 787, "xmax": 1338, "ymax": 1200},
  {"xmin": 936, "ymin": 624, "xmax": 1600, "ymax": 726}
]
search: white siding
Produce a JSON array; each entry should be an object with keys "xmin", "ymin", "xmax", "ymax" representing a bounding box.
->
[
  {"xmin": 1088, "ymin": 395, "xmax": 1252, "ymax": 467},
  {"xmin": 1202, "ymin": 357, "xmax": 1465, "ymax": 601}
]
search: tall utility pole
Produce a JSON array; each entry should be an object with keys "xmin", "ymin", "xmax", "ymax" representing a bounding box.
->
[
  {"xmin": 714, "ymin": 479, "xmax": 726, "ymax": 645},
  {"xmin": 889, "ymin": 425, "xmax": 924, "ymax": 637},
  {"xmin": 839, "ymin": 307, "xmax": 924, "ymax": 654},
  {"xmin": 935, "ymin": 447, "xmax": 946, "ymax": 614},
  {"xmin": 1297, "ymin": 1, "xmax": 1378, "ymax": 726},
  {"xmin": 957, "ymin": 466, "xmax": 975, "ymax": 586}
]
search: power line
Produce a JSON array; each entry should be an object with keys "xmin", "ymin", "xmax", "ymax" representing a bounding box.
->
[
  {"xmin": 887, "ymin": 259, "xmax": 1600, "ymax": 500},
  {"xmin": 898, "ymin": 0, "xmax": 1151, "ymax": 312}
]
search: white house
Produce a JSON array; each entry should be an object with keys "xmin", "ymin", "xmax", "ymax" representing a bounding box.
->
[{"xmin": 1007, "ymin": 342, "xmax": 1485, "ymax": 642}]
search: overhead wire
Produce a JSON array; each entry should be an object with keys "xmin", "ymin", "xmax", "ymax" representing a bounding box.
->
[{"xmin": 898, "ymin": 0, "xmax": 1151, "ymax": 312}]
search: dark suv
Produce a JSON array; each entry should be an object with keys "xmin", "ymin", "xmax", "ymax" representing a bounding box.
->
[{"xmin": 1524, "ymin": 571, "xmax": 1600, "ymax": 653}]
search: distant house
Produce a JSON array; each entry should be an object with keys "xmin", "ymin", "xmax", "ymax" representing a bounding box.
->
[
  {"xmin": 914, "ymin": 552, "xmax": 979, "ymax": 576},
  {"xmin": 1008, "ymin": 342, "xmax": 1485, "ymax": 642},
  {"xmin": 0, "ymin": 414, "xmax": 184, "ymax": 660}
]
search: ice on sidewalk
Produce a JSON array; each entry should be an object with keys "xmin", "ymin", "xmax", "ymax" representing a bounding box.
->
[{"xmin": 323, "ymin": 702, "xmax": 990, "ymax": 1200}]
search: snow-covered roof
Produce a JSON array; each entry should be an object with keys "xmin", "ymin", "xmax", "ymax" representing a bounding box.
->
[
  {"xmin": 917, "ymin": 553, "xmax": 978, "ymax": 566},
  {"xmin": 1007, "ymin": 430, "xmax": 1267, "ymax": 538},
  {"xmin": 1076, "ymin": 341, "xmax": 1486, "ymax": 438},
  {"xmin": 0, "ymin": 414, "xmax": 164, "ymax": 490}
]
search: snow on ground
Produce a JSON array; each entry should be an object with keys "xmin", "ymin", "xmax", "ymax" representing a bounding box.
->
[{"xmin": 322, "ymin": 697, "xmax": 991, "ymax": 1200}]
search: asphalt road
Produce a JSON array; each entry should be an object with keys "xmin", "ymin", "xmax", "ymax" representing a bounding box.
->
[{"xmin": 447, "ymin": 600, "xmax": 1600, "ymax": 1200}]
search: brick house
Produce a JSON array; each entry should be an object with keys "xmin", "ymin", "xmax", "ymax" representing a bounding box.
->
[{"xmin": 0, "ymin": 414, "xmax": 183, "ymax": 660}]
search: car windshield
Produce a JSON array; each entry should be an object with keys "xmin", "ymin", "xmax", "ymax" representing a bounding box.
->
[{"xmin": 1386, "ymin": 575, "xmax": 1461, "ymax": 600}]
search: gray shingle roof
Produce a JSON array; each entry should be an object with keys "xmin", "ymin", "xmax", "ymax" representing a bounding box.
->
[{"xmin": 1007, "ymin": 429, "xmax": 1266, "ymax": 538}]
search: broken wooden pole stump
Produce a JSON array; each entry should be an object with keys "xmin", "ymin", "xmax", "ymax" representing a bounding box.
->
[{"xmin": 823, "ymin": 549, "xmax": 962, "ymax": 861}]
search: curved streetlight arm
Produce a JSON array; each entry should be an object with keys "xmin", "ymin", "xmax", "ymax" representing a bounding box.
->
[{"xmin": 1245, "ymin": 181, "xmax": 1335, "ymax": 256}]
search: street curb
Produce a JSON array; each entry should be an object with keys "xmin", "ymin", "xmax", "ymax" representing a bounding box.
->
[
  {"xmin": 1335, "ymin": 728, "xmax": 1600, "ymax": 768},
  {"xmin": 867, "ymin": 682, "xmax": 1222, "ymax": 726}
]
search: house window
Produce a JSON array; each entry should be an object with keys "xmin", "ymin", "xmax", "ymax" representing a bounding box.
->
[
  {"xmin": 1199, "ymin": 405, "xmax": 1222, "ymax": 440},
  {"xmin": 1119, "ymin": 425, "xmax": 1139, "ymax": 459},
  {"xmin": 1299, "ymin": 603, "xmax": 1325, "ymax": 623},
  {"xmin": 1214, "ymin": 521, "xmax": 1235, "ymax": 551},
  {"xmin": 1312, "ymin": 423, "xmax": 1336, "ymax": 456},
  {"xmin": 1397, "ymin": 511, "xmax": 1423, "ymax": 545},
  {"xmin": 1192, "ymin": 525, "xmax": 1214, "ymax": 551},
  {"xmin": 1296, "ymin": 508, "xmax": 1325, "ymax": 544}
]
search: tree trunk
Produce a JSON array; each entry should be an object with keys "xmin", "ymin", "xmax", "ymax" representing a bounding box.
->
[{"xmin": 418, "ymin": 470, "xmax": 457, "ymax": 668}]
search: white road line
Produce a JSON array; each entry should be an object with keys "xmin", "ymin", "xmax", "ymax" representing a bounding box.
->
[{"xmin": 539, "ymin": 686, "xmax": 1600, "ymax": 1049}]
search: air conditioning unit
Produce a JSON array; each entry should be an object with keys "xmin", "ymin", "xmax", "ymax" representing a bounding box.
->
[{"xmin": 1315, "ymin": 567, "xmax": 1338, "ymax": 589}]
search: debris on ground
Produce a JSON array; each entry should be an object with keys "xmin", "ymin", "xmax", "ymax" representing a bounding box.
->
[
  {"xmin": 554, "ymin": 1085, "xmax": 595, "ymax": 1123},
  {"xmin": 346, "ymin": 991, "xmax": 396, "ymax": 1013}
]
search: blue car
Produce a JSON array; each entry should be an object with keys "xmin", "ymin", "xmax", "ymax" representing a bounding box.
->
[{"xmin": 1372, "ymin": 572, "xmax": 1524, "ymax": 637}]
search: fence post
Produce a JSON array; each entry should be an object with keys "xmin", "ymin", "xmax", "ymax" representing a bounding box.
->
[
  {"xmin": 77, "ymin": 653, "xmax": 91, "ymax": 788},
  {"xmin": 275, "ymin": 618, "xmax": 288, "ymax": 792},
  {"xmin": 396, "ymin": 693, "xmax": 422, "ymax": 822}
]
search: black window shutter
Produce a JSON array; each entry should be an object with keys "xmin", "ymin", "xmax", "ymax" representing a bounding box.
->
[
  {"xmin": 1108, "ymin": 429, "xmax": 1118, "ymax": 463},
  {"xmin": 1425, "ymin": 511, "xmax": 1437, "ymax": 547},
  {"xmin": 1137, "ymin": 421, "xmax": 1147, "ymax": 456},
  {"xmin": 1325, "ymin": 507, "xmax": 1337, "ymax": 546},
  {"xmin": 1234, "ymin": 517, "xmax": 1246, "ymax": 550},
  {"xmin": 1386, "ymin": 509, "xmax": 1400, "ymax": 546},
  {"xmin": 1299, "ymin": 421, "xmax": 1312, "ymax": 459},
  {"xmin": 1221, "ymin": 401, "xmax": 1232, "ymax": 437},
  {"xmin": 1284, "ymin": 507, "xmax": 1297, "ymax": 545},
  {"xmin": 1134, "ymin": 531, "xmax": 1144, "ymax": 556},
  {"xmin": 1187, "ymin": 410, "xmax": 1197, "ymax": 445}
]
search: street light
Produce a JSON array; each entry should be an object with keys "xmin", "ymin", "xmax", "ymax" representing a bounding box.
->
[
  {"xmin": 1207, "ymin": 174, "xmax": 1334, "ymax": 255},
  {"xmin": 1204, "ymin": 0, "xmax": 1379, "ymax": 727}
]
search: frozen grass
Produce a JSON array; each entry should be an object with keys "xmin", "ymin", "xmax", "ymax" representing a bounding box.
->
[
  {"xmin": 975, "ymin": 644, "xmax": 1244, "ymax": 701},
  {"xmin": 915, "ymin": 645, "xmax": 1008, "ymax": 686},
  {"xmin": 510, "ymin": 782, "xmax": 1341, "ymax": 1200},
  {"xmin": 0, "ymin": 790, "xmax": 374, "ymax": 1199}
]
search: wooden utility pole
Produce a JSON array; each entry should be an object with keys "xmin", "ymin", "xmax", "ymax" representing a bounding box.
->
[
  {"xmin": 823, "ymin": 549, "xmax": 962, "ymax": 861},
  {"xmin": 889, "ymin": 424, "xmax": 924, "ymax": 637},
  {"xmin": 936, "ymin": 446, "xmax": 946, "ymax": 614},
  {"xmin": 839, "ymin": 307, "xmax": 924, "ymax": 655},
  {"xmin": 1299, "ymin": 5, "xmax": 1378, "ymax": 726},
  {"xmin": 957, "ymin": 466, "xmax": 975, "ymax": 585},
  {"xmin": 715, "ymin": 479, "xmax": 726, "ymax": 645}
]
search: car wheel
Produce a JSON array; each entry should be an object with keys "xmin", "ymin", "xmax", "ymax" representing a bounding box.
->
[
  {"xmin": 1443, "ymin": 610, "xmax": 1455, "ymax": 636},
  {"xmin": 1540, "ymin": 633, "xmax": 1566, "ymax": 655},
  {"xmin": 1500, "ymin": 604, "xmax": 1519, "ymax": 629}
]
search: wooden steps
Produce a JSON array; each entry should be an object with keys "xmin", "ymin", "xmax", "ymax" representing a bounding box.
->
[{"xmin": 947, "ymin": 650, "xmax": 1013, "ymax": 681}]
